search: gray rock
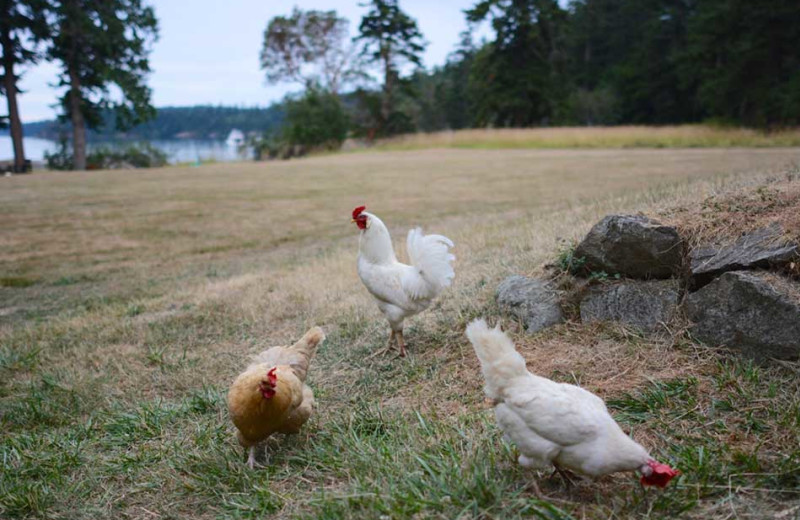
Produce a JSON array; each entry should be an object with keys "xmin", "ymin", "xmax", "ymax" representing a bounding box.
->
[
  {"xmin": 574, "ymin": 215, "xmax": 683, "ymax": 279},
  {"xmin": 690, "ymin": 224, "xmax": 799, "ymax": 288},
  {"xmin": 687, "ymin": 271, "xmax": 800, "ymax": 361},
  {"xmin": 580, "ymin": 280, "xmax": 681, "ymax": 333},
  {"xmin": 496, "ymin": 275, "xmax": 564, "ymax": 333}
]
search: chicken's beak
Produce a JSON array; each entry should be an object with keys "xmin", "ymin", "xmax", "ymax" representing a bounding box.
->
[{"xmin": 351, "ymin": 218, "xmax": 356, "ymax": 223}]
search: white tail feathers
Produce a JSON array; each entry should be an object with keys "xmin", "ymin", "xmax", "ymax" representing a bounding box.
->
[
  {"xmin": 404, "ymin": 227, "xmax": 455, "ymax": 299},
  {"xmin": 466, "ymin": 319, "xmax": 528, "ymax": 400}
]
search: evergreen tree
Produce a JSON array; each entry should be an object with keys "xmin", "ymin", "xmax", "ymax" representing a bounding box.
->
[
  {"xmin": 405, "ymin": 36, "xmax": 476, "ymax": 132},
  {"xmin": 685, "ymin": 0, "xmax": 800, "ymax": 127},
  {"xmin": 565, "ymin": 0, "xmax": 800, "ymax": 127},
  {"xmin": 0, "ymin": 0, "xmax": 48, "ymax": 172},
  {"xmin": 466, "ymin": 0, "xmax": 567, "ymax": 126},
  {"xmin": 605, "ymin": 0, "xmax": 697, "ymax": 124},
  {"xmin": 356, "ymin": 0, "xmax": 426, "ymax": 135},
  {"xmin": 47, "ymin": 0, "xmax": 158, "ymax": 170}
]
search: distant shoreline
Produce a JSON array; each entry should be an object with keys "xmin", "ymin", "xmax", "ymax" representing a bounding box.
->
[
  {"xmin": 6, "ymin": 104, "xmax": 283, "ymax": 143},
  {"xmin": 0, "ymin": 135, "xmax": 251, "ymax": 164}
]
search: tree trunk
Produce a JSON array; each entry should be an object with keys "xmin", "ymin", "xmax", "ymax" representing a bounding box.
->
[
  {"xmin": 1, "ymin": 26, "xmax": 27, "ymax": 173},
  {"xmin": 68, "ymin": 65, "xmax": 86, "ymax": 170},
  {"xmin": 381, "ymin": 45, "xmax": 392, "ymax": 126}
]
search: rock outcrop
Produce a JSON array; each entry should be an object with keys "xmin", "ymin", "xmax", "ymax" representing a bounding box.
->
[
  {"xmin": 580, "ymin": 280, "xmax": 681, "ymax": 333},
  {"xmin": 690, "ymin": 224, "xmax": 799, "ymax": 288},
  {"xmin": 687, "ymin": 271, "xmax": 800, "ymax": 361},
  {"xmin": 496, "ymin": 275, "xmax": 564, "ymax": 333},
  {"xmin": 498, "ymin": 188, "xmax": 800, "ymax": 364},
  {"xmin": 574, "ymin": 215, "xmax": 683, "ymax": 279}
]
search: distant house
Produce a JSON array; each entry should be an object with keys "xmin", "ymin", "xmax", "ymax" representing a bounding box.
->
[{"xmin": 226, "ymin": 129, "xmax": 244, "ymax": 146}]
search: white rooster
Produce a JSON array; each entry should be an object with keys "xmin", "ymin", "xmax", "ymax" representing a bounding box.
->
[
  {"xmin": 352, "ymin": 206, "xmax": 455, "ymax": 357},
  {"xmin": 466, "ymin": 319, "xmax": 679, "ymax": 493}
]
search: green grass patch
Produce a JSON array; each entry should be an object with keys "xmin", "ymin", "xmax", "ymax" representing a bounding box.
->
[
  {"xmin": 0, "ymin": 277, "xmax": 37, "ymax": 288},
  {"xmin": 606, "ymin": 365, "xmax": 800, "ymax": 506},
  {"xmin": 52, "ymin": 274, "xmax": 94, "ymax": 286}
]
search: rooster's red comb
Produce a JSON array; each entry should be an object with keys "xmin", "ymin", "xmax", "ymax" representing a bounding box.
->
[{"xmin": 352, "ymin": 206, "xmax": 366, "ymax": 219}]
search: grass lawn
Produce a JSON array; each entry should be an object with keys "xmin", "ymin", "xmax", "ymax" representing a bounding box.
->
[{"xmin": 1, "ymin": 147, "xmax": 799, "ymax": 519}]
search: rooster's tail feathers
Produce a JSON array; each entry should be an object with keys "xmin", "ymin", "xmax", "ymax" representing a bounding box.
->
[
  {"xmin": 288, "ymin": 327, "xmax": 325, "ymax": 381},
  {"xmin": 466, "ymin": 319, "xmax": 528, "ymax": 399},
  {"xmin": 406, "ymin": 227, "xmax": 455, "ymax": 298}
]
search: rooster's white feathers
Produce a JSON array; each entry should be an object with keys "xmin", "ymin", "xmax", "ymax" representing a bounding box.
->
[
  {"xmin": 402, "ymin": 228, "xmax": 456, "ymax": 300},
  {"xmin": 356, "ymin": 211, "xmax": 455, "ymax": 333}
]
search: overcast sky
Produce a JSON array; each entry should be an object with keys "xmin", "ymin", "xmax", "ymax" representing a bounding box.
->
[{"xmin": 14, "ymin": 0, "xmax": 488, "ymax": 122}]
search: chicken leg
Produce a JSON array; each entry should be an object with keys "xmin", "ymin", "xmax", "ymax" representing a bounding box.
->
[
  {"xmin": 396, "ymin": 329, "xmax": 406, "ymax": 357},
  {"xmin": 247, "ymin": 446, "xmax": 256, "ymax": 469},
  {"xmin": 365, "ymin": 330, "xmax": 399, "ymax": 360},
  {"xmin": 551, "ymin": 465, "xmax": 578, "ymax": 488},
  {"xmin": 246, "ymin": 445, "xmax": 271, "ymax": 469},
  {"xmin": 525, "ymin": 479, "xmax": 544, "ymax": 499}
]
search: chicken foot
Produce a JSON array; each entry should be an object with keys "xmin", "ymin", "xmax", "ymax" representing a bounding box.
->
[
  {"xmin": 365, "ymin": 332, "xmax": 396, "ymax": 360},
  {"xmin": 366, "ymin": 330, "xmax": 407, "ymax": 360},
  {"xmin": 550, "ymin": 465, "xmax": 578, "ymax": 489},
  {"xmin": 246, "ymin": 445, "xmax": 270, "ymax": 469}
]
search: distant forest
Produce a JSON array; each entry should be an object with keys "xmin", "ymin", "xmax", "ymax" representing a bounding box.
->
[
  {"xmin": 253, "ymin": 0, "xmax": 800, "ymax": 157},
  {"xmin": 14, "ymin": 106, "xmax": 284, "ymax": 142},
  {"xmin": 401, "ymin": 0, "xmax": 800, "ymax": 131}
]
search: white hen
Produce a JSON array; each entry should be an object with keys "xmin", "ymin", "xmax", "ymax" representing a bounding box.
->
[
  {"xmin": 466, "ymin": 319, "xmax": 679, "ymax": 491},
  {"xmin": 352, "ymin": 206, "xmax": 455, "ymax": 357}
]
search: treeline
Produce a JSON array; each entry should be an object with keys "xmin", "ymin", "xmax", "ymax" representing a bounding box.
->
[
  {"xmin": 411, "ymin": 0, "xmax": 800, "ymax": 130},
  {"xmin": 20, "ymin": 105, "xmax": 284, "ymax": 141},
  {"xmin": 262, "ymin": 0, "xmax": 800, "ymax": 156},
  {"xmin": 5, "ymin": 0, "xmax": 799, "ymax": 169}
]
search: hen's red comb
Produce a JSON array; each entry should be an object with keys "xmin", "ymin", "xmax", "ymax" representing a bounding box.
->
[
  {"xmin": 352, "ymin": 206, "xmax": 366, "ymax": 219},
  {"xmin": 641, "ymin": 460, "xmax": 680, "ymax": 488},
  {"xmin": 266, "ymin": 367, "xmax": 278, "ymax": 387}
]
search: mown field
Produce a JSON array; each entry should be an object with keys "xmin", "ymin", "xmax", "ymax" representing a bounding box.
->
[{"xmin": 2, "ymin": 147, "xmax": 799, "ymax": 519}]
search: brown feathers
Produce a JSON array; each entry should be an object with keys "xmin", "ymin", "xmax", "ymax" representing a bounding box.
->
[{"xmin": 227, "ymin": 327, "xmax": 325, "ymax": 454}]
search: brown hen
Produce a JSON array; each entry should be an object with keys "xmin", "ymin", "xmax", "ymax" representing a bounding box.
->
[{"xmin": 227, "ymin": 326, "xmax": 324, "ymax": 468}]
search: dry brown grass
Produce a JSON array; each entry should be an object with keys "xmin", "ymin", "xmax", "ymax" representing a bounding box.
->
[
  {"xmin": 2, "ymin": 147, "xmax": 798, "ymax": 321},
  {"xmin": 2, "ymin": 147, "xmax": 800, "ymax": 519},
  {"xmin": 662, "ymin": 171, "xmax": 800, "ymax": 246},
  {"xmin": 370, "ymin": 125, "xmax": 800, "ymax": 151}
]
